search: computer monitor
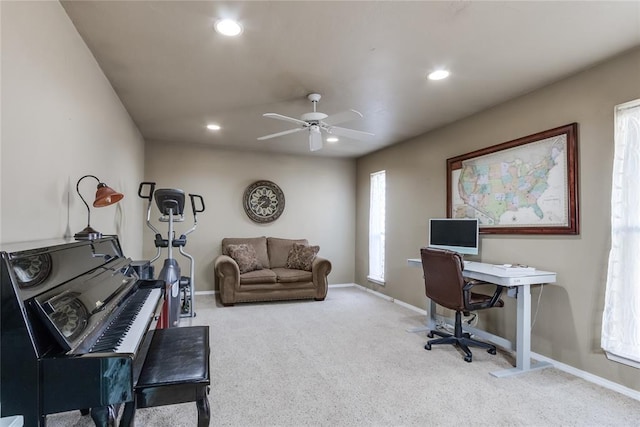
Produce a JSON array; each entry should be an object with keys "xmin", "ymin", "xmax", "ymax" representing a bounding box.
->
[{"xmin": 428, "ymin": 218, "xmax": 479, "ymax": 255}]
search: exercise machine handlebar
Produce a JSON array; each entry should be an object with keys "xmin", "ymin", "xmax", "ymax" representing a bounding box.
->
[{"xmin": 180, "ymin": 194, "xmax": 205, "ymax": 238}]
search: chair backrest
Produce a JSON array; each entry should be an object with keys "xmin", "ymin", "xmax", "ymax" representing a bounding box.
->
[{"xmin": 420, "ymin": 247, "xmax": 466, "ymax": 311}]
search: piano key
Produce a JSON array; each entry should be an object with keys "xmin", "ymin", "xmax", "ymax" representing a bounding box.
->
[
  {"xmin": 115, "ymin": 288, "xmax": 162, "ymax": 354},
  {"xmin": 90, "ymin": 287, "xmax": 161, "ymax": 354}
]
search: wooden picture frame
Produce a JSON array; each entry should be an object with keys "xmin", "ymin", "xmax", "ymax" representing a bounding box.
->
[{"xmin": 446, "ymin": 123, "xmax": 579, "ymax": 235}]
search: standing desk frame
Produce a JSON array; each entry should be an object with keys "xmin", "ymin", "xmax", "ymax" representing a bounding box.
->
[{"xmin": 407, "ymin": 259, "xmax": 556, "ymax": 378}]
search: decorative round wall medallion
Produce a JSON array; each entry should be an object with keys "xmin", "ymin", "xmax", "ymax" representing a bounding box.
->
[{"xmin": 243, "ymin": 180, "xmax": 285, "ymax": 223}]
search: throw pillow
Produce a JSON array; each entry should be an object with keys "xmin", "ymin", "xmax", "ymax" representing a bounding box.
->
[
  {"xmin": 227, "ymin": 244, "xmax": 263, "ymax": 274},
  {"xmin": 286, "ymin": 243, "xmax": 319, "ymax": 271}
]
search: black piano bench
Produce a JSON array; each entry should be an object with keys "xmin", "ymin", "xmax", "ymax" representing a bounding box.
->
[{"xmin": 120, "ymin": 326, "xmax": 211, "ymax": 426}]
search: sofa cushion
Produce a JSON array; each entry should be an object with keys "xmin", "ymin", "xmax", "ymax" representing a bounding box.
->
[
  {"xmin": 239, "ymin": 268, "xmax": 277, "ymax": 285},
  {"xmin": 286, "ymin": 243, "xmax": 319, "ymax": 271},
  {"xmin": 223, "ymin": 236, "xmax": 269, "ymax": 269},
  {"xmin": 267, "ymin": 237, "xmax": 308, "ymax": 268},
  {"xmin": 227, "ymin": 244, "xmax": 262, "ymax": 274},
  {"xmin": 272, "ymin": 267, "xmax": 313, "ymax": 283}
]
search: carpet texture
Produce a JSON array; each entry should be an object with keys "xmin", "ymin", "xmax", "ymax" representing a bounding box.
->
[{"xmin": 48, "ymin": 286, "xmax": 640, "ymax": 426}]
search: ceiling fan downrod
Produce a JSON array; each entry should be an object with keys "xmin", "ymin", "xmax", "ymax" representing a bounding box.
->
[{"xmin": 308, "ymin": 93, "xmax": 321, "ymax": 112}]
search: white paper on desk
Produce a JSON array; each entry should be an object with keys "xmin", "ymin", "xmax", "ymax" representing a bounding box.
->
[{"xmin": 493, "ymin": 265, "xmax": 535, "ymax": 273}]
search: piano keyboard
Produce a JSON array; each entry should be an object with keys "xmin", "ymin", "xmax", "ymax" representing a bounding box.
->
[{"xmin": 89, "ymin": 287, "xmax": 162, "ymax": 354}]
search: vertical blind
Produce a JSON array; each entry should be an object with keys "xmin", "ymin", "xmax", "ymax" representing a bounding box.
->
[
  {"xmin": 368, "ymin": 170, "xmax": 386, "ymax": 283},
  {"xmin": 602, "ymin": 99, "xmax": 640, "ymax": 366}
]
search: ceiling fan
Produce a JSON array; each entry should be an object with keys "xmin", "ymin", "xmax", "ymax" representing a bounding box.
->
[{"xmin": 257, "ymin": 93, "xmax": 374, "ymax": 152}]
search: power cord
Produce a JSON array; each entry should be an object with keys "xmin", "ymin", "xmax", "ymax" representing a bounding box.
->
[
  {"xmin": 435, "ymin": 319, "xmax": 452, "ymax": 333},
  {"xmin": 431, "ymin": 312, "xmax": 478, "ymax": 336},
  {"xmin": 464, "ymin": 312, "xmax": 478, "ymax": 327},
  {"xmin": 531, "ymin": 284, "xmax": 544, "ymax": 330}
]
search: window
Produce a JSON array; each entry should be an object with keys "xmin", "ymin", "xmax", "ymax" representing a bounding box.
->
[
  {"xmin": 368, "ymin": 170, "xmax": 386, "ymax": 284},
  {"xmin": 602, "ymin": 99, "xmax": 640, "ymax": 367}
]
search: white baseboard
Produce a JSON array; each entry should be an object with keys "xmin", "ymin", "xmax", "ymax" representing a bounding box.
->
[
  {"xmin": 530, "ymin": 351, "xmax": 640, "ymax": 401},
  {"xmin": 329, "ymin": 283, "xmax": 358, "ymax": 288},
  {"xmin": 351, "ymin": 283, "xmax": 640, "ymax": 402},
  {"xmin": 351, "ymin": 283, "xmax": 426, "ymax": 314}
]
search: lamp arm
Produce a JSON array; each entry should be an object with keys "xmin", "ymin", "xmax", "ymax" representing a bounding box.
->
[{"xmin": 76, "ymin": 174, "xmax": 100, "ymax": 226}]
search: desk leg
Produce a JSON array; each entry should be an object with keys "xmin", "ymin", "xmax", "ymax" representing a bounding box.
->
[
  {"xmin": 491, "ymin": 284, "xmax": 551, "ymax": 377},
  {"xmin": 407, "ymin": 299, "xmax": 437, "ymax": 333}
]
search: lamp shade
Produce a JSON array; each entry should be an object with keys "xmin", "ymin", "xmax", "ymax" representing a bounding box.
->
[{"xmin": 93, "ymin": 183, "xmax": 124, "ymax": 207}]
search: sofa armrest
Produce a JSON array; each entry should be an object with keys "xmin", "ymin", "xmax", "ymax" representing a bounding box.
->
[
  {"xmin": 311, "ymin": 256, "xmax": 331, "ymax": 300},
  {"xmin": 214, "ymin": 255, "xmax": 240, "ymax": 305}
]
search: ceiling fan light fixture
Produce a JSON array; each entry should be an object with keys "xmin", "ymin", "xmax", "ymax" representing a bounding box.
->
[
  {"xmin": 428, "ymin": 69, "xmax": 450, "ymax": 80},
  {"xmin": 214, "ymin": 19, "xmax": 243, "ymax": 36}
]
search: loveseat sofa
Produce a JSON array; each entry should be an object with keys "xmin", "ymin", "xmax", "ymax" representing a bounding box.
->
[{"xmin": 214, "ymin": 237, "xmax": 331, "ymax": 306}]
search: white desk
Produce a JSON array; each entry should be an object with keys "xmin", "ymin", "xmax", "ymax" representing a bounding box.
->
[{"xmin": 407, "ymin": 258, "xmax": 556, "ymax": 377}]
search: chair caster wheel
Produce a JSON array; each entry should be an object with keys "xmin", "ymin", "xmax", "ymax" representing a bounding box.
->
[
  {"xmin": 464, "ymin": 355, "xmax": 472, "ymax": 363},
  {"xmin": 488, "ymin": 348, "xmax": 497, "ymax": 355},
  {"xmin": 427, "ymin": 332, "xmax": 434, "ymax": 338},
  {"xmin": 424, "ymin": 343, "xmax": 432, "ymax": 350}
]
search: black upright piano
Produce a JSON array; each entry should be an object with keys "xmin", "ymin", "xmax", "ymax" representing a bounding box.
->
[{"xmin": 1, "ymin": 236, "xmax": 163, "ymax": 425}]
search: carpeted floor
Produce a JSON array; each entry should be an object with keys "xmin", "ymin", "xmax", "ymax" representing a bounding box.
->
[{"xmin": 48, "ymin": 286, "xmax": 640, "ymax": 426}]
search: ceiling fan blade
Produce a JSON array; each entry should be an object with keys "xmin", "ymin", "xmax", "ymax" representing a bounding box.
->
[
  {"xmin": 257, "ymin": 127, "xmax": 304, "ymax": 140},
  {"xmin": 263, "ymin": 113, "xmax": 308, "ymax": 126},
  {"xmin": 309, "ymin": 128, "xmax": 323, "ymax": 151},
  {"xmin": 323, "ymin": 109, "xmax": 364, "ymax": 126},
  {"xmin": 327, "ymin": 126, "xmax": 375, "ymax": 141}
]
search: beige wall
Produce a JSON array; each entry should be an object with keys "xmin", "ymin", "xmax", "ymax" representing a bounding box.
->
[
  {"xmin": 4, "ymin": 0, "xmax": 638, "ymax": 393},
  {"xmin": 356, "ymin": 47, "xmax": 640, "ymax": 390},
  {"xmin": 143, "ymin": 142, "xmax": 356, "ymax": 290},
  {"xmin": 0, "ymin": 1, "xmax": 145, "ymax": 256}
]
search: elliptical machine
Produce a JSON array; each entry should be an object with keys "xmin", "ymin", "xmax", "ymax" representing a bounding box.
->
[{"xmin": 138, "ymin": 182, "xmax": 205, "ymax": 328}]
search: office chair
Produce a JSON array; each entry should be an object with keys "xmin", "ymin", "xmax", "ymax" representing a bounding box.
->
[{"xmin": 420, "ymin": 247, "xmax": 504, "ymax": 362}]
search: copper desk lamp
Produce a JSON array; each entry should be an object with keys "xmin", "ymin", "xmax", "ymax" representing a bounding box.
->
[{"xmin": 74, "ymin": 174, "xmax": 124, "ymax": 240}]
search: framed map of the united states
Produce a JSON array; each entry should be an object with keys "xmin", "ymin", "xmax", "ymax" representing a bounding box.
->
[{"xmin": 447, "ymin": 123, "xmax": 579, "ymax": 235}]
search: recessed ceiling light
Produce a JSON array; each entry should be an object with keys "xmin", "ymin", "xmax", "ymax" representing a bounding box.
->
[
  {"xmin": 428, "ymin": 70, "xmax": 450, "ymax": 80},
  {"xmin": 207, "ymin": 124, "xmax": 221, "ymax": 131},
  {"xmin": 326, "ymin": 137, "xmax": 339, "ymax": 143},
  {"xmin": 214, "ymin": 19, "xmax": 243, "ymax": 36}
]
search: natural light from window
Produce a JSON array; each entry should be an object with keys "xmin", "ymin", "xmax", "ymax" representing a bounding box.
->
[
  {"xmin": 368, "ymin": 170, "xmax": 386, "ymax": 284},
  {"xmin": 602, "ymin": 99, "xmax": 640, "ymax": 368}
]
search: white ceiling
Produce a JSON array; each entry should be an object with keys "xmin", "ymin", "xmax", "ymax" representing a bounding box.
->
[{"xmin": 61, "ymin": 1, "xmax": 640, "ymax": 158}]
